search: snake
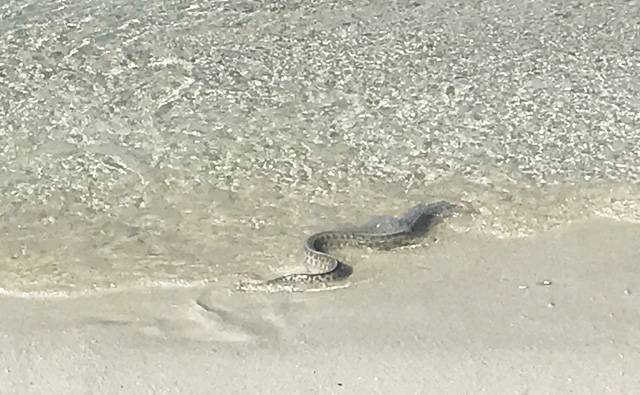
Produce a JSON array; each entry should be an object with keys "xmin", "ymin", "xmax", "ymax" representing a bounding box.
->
[{"xmin": 236, "ymin": 201, "xmax": 456, "ymax": 292}]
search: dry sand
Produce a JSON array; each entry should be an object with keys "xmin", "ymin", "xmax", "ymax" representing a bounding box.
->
[{"xmin": 2, "ymin": 219, "xmax": 638, "ymax": 394}]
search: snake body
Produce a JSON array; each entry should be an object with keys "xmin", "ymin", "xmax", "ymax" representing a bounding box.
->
[{"xmin": 237, "ymin": 201, "xmax": 455, "ymax": 292}]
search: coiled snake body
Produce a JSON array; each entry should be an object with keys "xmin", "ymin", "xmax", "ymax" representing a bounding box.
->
[{"xmin": 237, "ymin": 201, "xmax": 455, "ymax": 292}]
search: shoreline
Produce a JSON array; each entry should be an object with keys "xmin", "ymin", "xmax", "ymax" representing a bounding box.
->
[{"xmin": 2, "ymin": 219, "xmax": 639, "ymax": 394}]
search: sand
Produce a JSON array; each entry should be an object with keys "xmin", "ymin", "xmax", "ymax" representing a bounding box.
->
[
  {"xmin": 2, "ymin": 219, "xmax": 638, "ymax": 394},
  {"xmin": 1, "ymin": 0, "xmax": 639, "ymax": 393}
]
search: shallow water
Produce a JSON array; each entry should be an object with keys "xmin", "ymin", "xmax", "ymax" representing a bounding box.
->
[{"xmin": 0, "ymin": 0, "xmax": 638, "ymax": 295}]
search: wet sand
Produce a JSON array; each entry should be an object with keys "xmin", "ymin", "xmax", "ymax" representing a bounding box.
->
[{"xmin": 2, "ymin": 220, "xmax": 638, "ymax": 394}]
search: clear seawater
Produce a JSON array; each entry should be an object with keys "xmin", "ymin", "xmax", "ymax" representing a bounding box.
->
[{"xmin": 0, "ymin": 0, "xmax": 638, "ymax": 295}]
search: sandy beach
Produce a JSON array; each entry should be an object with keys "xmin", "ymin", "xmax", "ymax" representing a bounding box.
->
[
  {"xmin": 1, "ymin": 0, "xmax": 639, "ymax": 393},
  {"xmin": 2, "ymin": 219, "xmax": 638, "ymax": 394}
]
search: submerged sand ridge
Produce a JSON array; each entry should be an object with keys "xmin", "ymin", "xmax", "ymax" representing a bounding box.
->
[{"xmin": 1, "ymin": 219, "xmax": 638, "ymax": 393}]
